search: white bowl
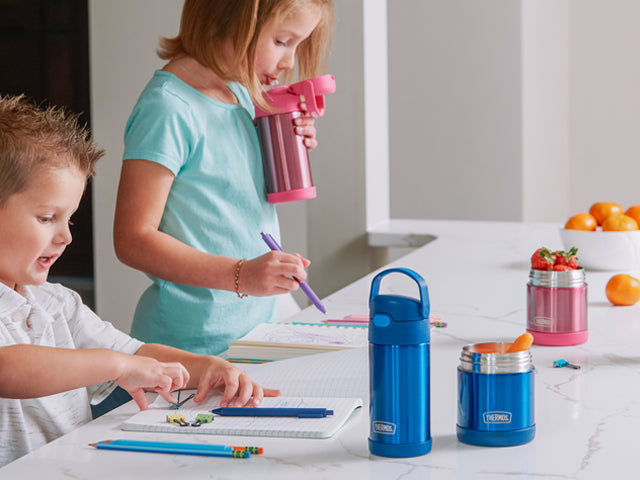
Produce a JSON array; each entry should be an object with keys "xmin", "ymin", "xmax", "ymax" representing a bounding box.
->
[{"xmin": 559, "ymin": 228, "xmax": 640, "ymax": 271}]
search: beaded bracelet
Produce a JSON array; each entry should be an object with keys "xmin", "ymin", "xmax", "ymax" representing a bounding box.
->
[{"xmin": 234, "ymin": 258, "xmax": 248, "ymax": 298}]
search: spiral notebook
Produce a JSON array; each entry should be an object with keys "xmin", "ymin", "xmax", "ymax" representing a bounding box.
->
[
  {"xmin": 121, "ymin": 394, "xmax": 363, "ymax": 439},
  {"xmin": 225, "ymin": 322, "xmax": 368, "ymax": 362},
  {"xmin": 121, "ymin": 348, "xmax": 368, "ymax": 439}
]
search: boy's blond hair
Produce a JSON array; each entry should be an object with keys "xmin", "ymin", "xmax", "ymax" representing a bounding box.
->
[
  {"xmin": 157, "ymin": 0, "xmax": 334, "ymax": 105},
  {"xmin": 0, "ymin": 94, "xmax": 105, "ymax": 206}
]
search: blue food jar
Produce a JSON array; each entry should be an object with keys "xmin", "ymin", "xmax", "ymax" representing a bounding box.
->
[
  {"xmin": 368, "ymin": 268, "xmax": 431, "ymax": 458},
  {"xmin": 456, "ymin": 343, "xmax": 535, "ymax": 447}
]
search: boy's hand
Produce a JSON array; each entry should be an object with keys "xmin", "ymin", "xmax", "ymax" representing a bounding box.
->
[
  {"xmin": 114, "ymin": 354, "xmax": 190, "ymax": 410},
  {"xmin": 192, "ymin": 356, "xmax": 281, "ymax": 407}
]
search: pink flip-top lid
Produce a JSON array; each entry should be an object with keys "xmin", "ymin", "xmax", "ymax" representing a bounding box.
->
[{"xmin": 255, "ymin": 74, "xmax": 336, "ymax": 118}]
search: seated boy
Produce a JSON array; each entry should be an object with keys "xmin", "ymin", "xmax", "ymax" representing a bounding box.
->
[{"xmin": 0, "ymin": 94, "xmax": 280, "ymax": 467}]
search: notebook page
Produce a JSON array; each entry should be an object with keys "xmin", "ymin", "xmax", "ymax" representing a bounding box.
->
[{"xmin": 240, "ymin": 346, "xmax": 369, "ymax": 398}]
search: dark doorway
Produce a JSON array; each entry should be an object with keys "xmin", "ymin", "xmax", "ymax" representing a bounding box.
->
[{"xmin": 0, "ymin": 0, "xmax": 95, "ymax": 307}]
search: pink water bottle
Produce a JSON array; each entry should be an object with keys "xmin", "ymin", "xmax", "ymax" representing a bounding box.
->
[{"xmin": 255, "ymin": 74, "xmax": 336, "ymax": 204}]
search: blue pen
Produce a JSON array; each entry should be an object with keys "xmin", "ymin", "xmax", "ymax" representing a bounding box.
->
[
  {"xmin": 211, "ymin": 407, "xmax": 334, "ymax": 418},
  {"xmin": 260, "ymin": 232, "xmax": 327, "ymax": 314}
]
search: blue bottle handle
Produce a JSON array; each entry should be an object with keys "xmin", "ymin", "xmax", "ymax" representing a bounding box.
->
[{"xmin": 369, "ymin": 268, "xmax": 430, "ymax": 319}]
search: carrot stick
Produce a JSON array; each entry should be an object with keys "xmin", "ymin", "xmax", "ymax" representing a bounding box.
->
[{"xmin": 506, "ymin": 332, "xmax": 534, "ymax": 353}]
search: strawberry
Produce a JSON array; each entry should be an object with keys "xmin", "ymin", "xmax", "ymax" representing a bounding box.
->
[
  {"xmin": 555, "ymin": 247, "xmax": 579, "ymax": 270},
  {"xmin": 552, "ymin": 264, "xmax": 572, "ymax": 271},
  {"xmin": 531, "ymin": 247, "xmax": 556, "ymax": 270}
]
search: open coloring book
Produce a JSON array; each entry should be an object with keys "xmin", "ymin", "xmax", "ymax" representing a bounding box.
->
[{"xmin": 225, "ymin": 322, "xmax": 368, "ymax": 361}]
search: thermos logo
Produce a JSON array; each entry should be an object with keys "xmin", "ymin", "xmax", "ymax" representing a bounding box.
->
[
  {"xmin": 534, "ymin": 316, "xmax": 552, "ymax": 327},
  {"xmin": 483, "ymin": 411, "xmax": 512, "ymax": 424},
  {"xmin": 373, "ymin": 421, "xmax": 397, "ymax": 435}
]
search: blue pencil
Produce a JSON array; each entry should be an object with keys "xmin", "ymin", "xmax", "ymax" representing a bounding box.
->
[{"xmin": 89, "ymin": 439, "xmax": 251, "ymax": 458}]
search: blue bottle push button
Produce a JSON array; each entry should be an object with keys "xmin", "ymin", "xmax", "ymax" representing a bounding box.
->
[{"xmin": 373, "ymin": 313, "xmax": 392, "ymax": 327}]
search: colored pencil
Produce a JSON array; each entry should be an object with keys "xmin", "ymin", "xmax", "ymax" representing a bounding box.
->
[{"xmin": 89, "ymin": 439, "xmax": 251, "ymax": 458}]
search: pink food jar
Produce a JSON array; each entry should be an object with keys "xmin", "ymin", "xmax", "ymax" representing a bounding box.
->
[{"xmin": 526, "ymin": 268, "xmax": 588, "ymax": 346}]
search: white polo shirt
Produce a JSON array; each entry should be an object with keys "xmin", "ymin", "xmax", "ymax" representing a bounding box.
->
[{"xmin": 0, "ymin": 282, "xmax": 143, "ymax": 467}]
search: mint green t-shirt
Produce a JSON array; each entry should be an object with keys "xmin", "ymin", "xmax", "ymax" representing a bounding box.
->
[{"xmin": 123, "ymin": 71, "xmax": 278, "ymax": 355}]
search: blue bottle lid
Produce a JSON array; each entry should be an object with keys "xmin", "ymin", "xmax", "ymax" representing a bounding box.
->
[{"xmin": 368, "ymin": 268, "xmax": 430, "ymax": 346}]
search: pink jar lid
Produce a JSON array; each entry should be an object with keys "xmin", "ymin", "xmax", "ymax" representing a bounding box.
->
[{"xmin": 528, "ymin": 329, "xmax": 588, "ymax": 346}]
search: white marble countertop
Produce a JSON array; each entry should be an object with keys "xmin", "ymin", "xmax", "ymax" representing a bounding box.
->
[{"xmin": 3, "ymin": 220, "xmax": 640, "ymax": 479}]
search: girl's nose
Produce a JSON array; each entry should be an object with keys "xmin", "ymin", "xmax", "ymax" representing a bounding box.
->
[{"xmin": 278, "ymin": 50, "xmax": 296, "ymax": 71}]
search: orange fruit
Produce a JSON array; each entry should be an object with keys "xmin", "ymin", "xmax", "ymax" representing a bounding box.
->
[
  {"xmin": 624, "ymin": 205, "xmax": 640, "ymax": 227},
  {"xmin": 601, "ymin": 214, "xmax": 639, "ymax": 231},
  {"xmin": 564, "ymin": 213, "xmax": 597, "ymax": 231},
  {"xmin": 605, "ymin": 274, "xmax": 640, "ymax": 306},
  {"xmin": 589, "ymin": 202, "xmax": 624, "ymax": 226}
]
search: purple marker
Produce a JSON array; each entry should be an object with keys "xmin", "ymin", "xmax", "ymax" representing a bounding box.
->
[{"xmin": 260, "ymin": 232, "xmax": 327, "ymax": 314}]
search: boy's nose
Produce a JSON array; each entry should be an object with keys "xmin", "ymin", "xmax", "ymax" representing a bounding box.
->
[{"xmin": 55, "ymin": 224, "xmax": 73, "ymax": 245}]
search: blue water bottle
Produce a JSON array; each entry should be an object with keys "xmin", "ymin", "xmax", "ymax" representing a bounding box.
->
[{"xmin": 368, "ymin": 268, "xmax": 431, "ymax": 458}]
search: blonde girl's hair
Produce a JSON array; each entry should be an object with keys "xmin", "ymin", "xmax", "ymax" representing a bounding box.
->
[
  {"xmin": 0, "ymin": 94, "xmax": 105, "ymax": 207},
  {"xmin": 157, "ymin": 0, "xmax": 334, "ymax": 105}
]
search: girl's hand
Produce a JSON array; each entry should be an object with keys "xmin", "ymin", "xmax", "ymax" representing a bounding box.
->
[
  {"xmin": 239, "ymin": 251, "xmax": 311, "ymax": 297},
  {"xmin": 192, "ymin": 356, "xmax": 281, "ymax": 407},
  {"xmin": 113, "ymin": 354, "xmax": 190, "ymax": 410},
  {"xmin": 295, "ymin": 102, "xmax": 318, "ymax": 149}
]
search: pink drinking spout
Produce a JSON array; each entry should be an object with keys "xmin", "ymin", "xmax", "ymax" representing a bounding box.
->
[
  {"xmin": 254, "ymin": 74, "xmax": 336, "ymax": 204},
  {"xmin": 255, "ymin": 74, "xmax": 336, "ymax": 118},
  {"xmin": 288, "ymin": 74, "xmax": 336, "ymax": 117}
]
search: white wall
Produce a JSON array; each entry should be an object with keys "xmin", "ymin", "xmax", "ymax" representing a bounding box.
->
[
  {"xmin": 388, "ymin": 0, "xmax": 640, "ymax": 224},
  {"xmin": 522, "ymin": 0, "xmax": 570, "ymax": 221},
  {"xmin": 568, "ymin": 0, "xmax": 640, "ymax": 214},
  {"xmin": 388, "ymin": 0, "xmax": 523, "ymax": 221},
  {"xmin": 90, "ymin": 0, "xmax": 183, "ymax": 330}
]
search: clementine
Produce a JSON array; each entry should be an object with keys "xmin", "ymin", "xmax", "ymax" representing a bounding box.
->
[
  {"xmin": 601, "ymin": 214, "xmax": 639, "ymax": 231},
  {"xmin": 605, "ymin": 274, "xmax": 640, "ymax": 306},
  {"xmin": 624, "ymin": 205, "xmax": 640, "ymax": 227},
  {"xmin": 564, "ymin": 213, "xmax": 597, "ymax": 231},
  {"xmin": 589, "ymin": 202, "xmax": 624, "ymax": 226}
]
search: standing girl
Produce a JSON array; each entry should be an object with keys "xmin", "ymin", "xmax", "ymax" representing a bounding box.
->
[{"xmin": 113, "ymin": 0, "xmax": 334, "ymax": 354}]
